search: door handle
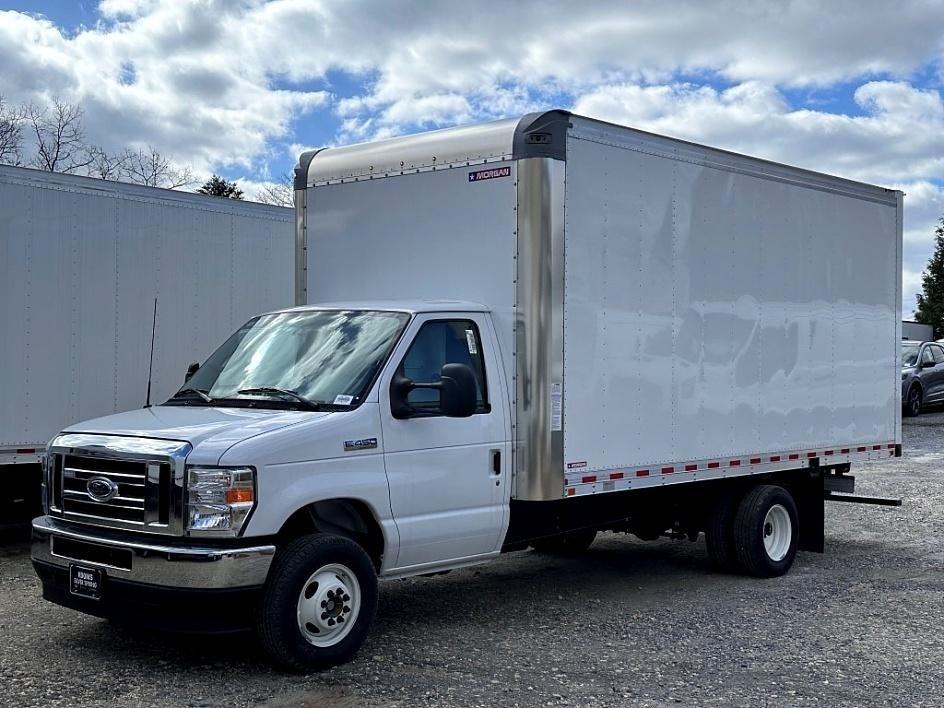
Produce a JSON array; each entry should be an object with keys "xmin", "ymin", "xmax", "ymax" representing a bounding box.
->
[{"xmin": 490, "ymin": 449, "xmax": 501, "ymax": 475}]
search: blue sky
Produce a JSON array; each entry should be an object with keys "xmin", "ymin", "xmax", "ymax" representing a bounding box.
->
[{"xmin": 0, "ymin": 1, "xmax": 942, "ymax": 313}]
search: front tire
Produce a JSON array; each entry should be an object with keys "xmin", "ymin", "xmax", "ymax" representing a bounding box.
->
[
  {"xmin": 257, "ymin": 533, "xmax": 378, "ymax": 672},
  {"xmin": 733, "ymin": 485, "xmax": 799, "ymax": 578},
  {"xmin": 904, "ymin": 385, "xmax": 922, "ymax": 417},
  {"xmin": 531, "ymin": 528, "xmax": 597, "ymax": 556}
]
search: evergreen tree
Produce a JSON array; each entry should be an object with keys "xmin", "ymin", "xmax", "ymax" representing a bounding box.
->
[
  {"xmin": 197, "ymin": 174, "xmax": 244, "ymax": 199},
  {"xmin": 915, "ymin": 218, "xmax": 944, "ymax": 338}
]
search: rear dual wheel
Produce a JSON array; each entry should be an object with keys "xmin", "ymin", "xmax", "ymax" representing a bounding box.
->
[{"xmin": 705, "ymin": 484, "xmax": 799, "ymax": 578}]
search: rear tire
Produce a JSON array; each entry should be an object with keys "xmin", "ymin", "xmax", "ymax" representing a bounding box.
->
[
  {"xmin": 904, "ymin": 385, "xmax": 922, "ymax": 417},
  {"xmin": 257, "ymin": 533, "xmax": 377, "ymax": 672},
  {"xmin": 704, "ymin": 492, "xmax": 739, "ymax": 573},
  {"xmin": 733, "ymin": 485, "xmax": 799, "ymax": 578},
  {"xmin": 531, "ymin": 528, "xmax": 597, "ymax": 556}
]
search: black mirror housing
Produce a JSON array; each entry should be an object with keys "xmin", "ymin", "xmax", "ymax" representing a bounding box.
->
[
  {"xmin": 185, "ymin": 361, "xmax": 200, "ymax": 382},
  {"xmin": 389, "ymin": 363, "xmax": 478, "ymax": 419},
  {"xmin": 438, "ymin": 363, "xmax": 478, "ymax": 417}
]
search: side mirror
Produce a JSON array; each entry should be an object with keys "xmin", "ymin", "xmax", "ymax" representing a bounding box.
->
[
  {"xmin": 185, "ymin": 361, "xmax": 200, "ymax": 382},
  {"xmin": 438, "ymin": 363, "xmax": 478, "ymax": 417},
  {"xmin": 389, "ymin": 363, "xmax": 478, "ymax": 419}
]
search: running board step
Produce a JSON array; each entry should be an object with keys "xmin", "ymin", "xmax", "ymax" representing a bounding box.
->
[{"xmin": 824, "ymin": 492, "xmax": 902, "ymax": 507}]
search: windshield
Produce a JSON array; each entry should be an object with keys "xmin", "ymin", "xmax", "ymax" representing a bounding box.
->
[
  {"xmin": 170, "ymin": 309, "xmax": 410, "ymax": 409},
  {"xmin": 902, "ymin": 344, "xmax": 920, "ymax": 367}
]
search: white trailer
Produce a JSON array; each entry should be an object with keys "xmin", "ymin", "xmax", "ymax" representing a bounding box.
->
[
  {"xmin": 1, "ymin": 165, "xmax": 293, "ymax": 517},
  {"xmin": 31, "ymin": 111, "xmax": 902, "ymax": 670}
]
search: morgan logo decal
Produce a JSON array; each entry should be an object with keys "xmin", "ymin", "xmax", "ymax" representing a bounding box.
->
[
  {"xmin": 468, "ymin": 166, "xmax": 511, "ymax": 183},
  {"xmin": 344, "ymin": 437, "xmax": 378, "ymax": 452}
]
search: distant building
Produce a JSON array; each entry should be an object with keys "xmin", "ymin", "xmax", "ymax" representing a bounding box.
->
[{"xmin": 903, "ymin": 320, "xmax": 934, "ymax": 341}]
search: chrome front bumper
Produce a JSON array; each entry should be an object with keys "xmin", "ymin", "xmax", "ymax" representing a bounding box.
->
[{"xmin": 31, "ymin": 515, "xmax": 275, "ymax": 589}]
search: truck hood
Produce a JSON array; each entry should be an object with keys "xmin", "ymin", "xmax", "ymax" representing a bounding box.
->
[{"xmin": 62, "ymin": 405, "xmax": 329, "ymax": 461}]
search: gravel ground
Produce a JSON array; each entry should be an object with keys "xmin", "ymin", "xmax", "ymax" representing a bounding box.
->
[{"xmin": 2, "ymin": 415, "xmax": 942, "ymax": 708}]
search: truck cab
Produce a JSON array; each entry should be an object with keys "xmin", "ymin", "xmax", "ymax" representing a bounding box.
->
[{"xmin": 33, "ymin": 302, "xmax": 514, "ymax": 669}]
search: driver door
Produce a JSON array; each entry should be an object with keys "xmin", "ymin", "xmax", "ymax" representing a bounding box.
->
[{"xmin": 379, "ymin": 313, "xmax": 509, "ymax": 571}]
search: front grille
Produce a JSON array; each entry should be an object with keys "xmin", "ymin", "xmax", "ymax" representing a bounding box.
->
[
  {"xmin": 61, "ymin": 455, "xmax": 150, "ymax": 524},
  {"xmin": 50, "ymin": 450, "xmax": 180, "ymax": 534}
]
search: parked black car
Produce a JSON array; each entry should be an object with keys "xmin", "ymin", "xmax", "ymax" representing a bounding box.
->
[{"xmin": 901, "ymin": 341, "xmax": 944, "ymax": 416}]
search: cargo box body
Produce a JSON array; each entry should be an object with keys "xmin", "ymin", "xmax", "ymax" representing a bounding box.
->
[
  {"xmin": 295, "ymin": 110, "xmax": 902, "ymax": 503},
  {"xmin": 0, "ymin": 165, "xmax": 294, "ymax": 462}
]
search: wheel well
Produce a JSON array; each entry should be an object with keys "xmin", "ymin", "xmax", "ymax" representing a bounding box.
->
[
  {"xmin": 909, "ymin": 381, "xmax": 923, "ymax": 396},
  {"xmin": 277, "ymin": 498, "xmax": 385, "ymax": 570}
]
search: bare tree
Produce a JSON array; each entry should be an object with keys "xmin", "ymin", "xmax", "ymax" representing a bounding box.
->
[
  {"xmin": 255, "ymin": 172, "xmax": 294, "ymax": 207},
  {"xmin": 27, "ymin": 99, "xmax": 93, "ymax": 173},
  {"xmin": 123, "ymin": 145, "xmax": 194, "ymax": 188},
  {"xmin": 84, "ymin": 144, "xmax": 128, "ymax": 181},
  {"xmin": 0, "ymin": 96, "xmax": 25, "ymax": 166}
]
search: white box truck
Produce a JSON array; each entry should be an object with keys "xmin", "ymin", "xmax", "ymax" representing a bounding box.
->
[
  {"xmin": 31, "ymin": 111, "xmax": 902, "ymax": 671},
  {"xmin": 0, "ymin": 165, "xmax": 293, "ymax": 521}
]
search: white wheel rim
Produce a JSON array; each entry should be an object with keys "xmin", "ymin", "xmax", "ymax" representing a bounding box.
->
[
  {"xmin": 762, "ymin": 504, "xmax": 792, "ymax": 562},
  {"xmin": 296, "ymin": 563, "xmax": 361, "ymax": 647}
]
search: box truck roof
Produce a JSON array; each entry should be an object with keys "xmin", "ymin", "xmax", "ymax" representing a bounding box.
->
[{"xmin": 267, "ymin": 300, "xmax": 490, "ymax": 316}]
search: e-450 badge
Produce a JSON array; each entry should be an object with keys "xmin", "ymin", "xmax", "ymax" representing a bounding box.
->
[{"xmin": 344, "ymin": 437, "xmax": 378, "ymax": 452}]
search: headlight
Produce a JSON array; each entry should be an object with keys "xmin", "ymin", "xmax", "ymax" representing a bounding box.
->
[{"xmin": 186, "ymin": 466, "xmax": 256, "ymax": 536}]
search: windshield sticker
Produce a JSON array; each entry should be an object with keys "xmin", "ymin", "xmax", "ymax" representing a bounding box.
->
[
  {"xmin": 333, "ymin": 394, "xmax": 354, "ymax": 405},
  {"xmin": 468, "ymin": 165, "xmax": 511, "ymax": 183},
  {"xmin": 465, "ymin": 329, "xmax": 478, "ymax": 355},
  {"xmin": 344, "ymin": 437, "xmax": 377, "ymax": 452}
]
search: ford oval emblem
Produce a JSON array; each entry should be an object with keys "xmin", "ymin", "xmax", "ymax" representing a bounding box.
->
[{"xmin": 87, "ymin": 477, "xmax": 119, "ymax": 502}]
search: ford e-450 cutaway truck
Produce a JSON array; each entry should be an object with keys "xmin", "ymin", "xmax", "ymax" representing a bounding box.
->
[{"xmin": 32, "ymin": 111, "xmax": 902, "ymax": 671}]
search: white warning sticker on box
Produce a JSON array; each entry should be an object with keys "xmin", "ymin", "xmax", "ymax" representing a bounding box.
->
[{"xmin": 550, "ymin": 383, "xmax": 563, "ymax": 431}]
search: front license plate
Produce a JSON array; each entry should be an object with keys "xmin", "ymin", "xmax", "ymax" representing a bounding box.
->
[{"xmin": 69, "ymin": 564, "xmax": 103, "ymax": 600}]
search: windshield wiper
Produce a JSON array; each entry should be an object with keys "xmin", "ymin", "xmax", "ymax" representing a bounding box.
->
[
  {"xmin": 237, "ymin": 387, "xmax": 323, "ymax": 410},
  {"xmin": 170, "ymin": 387, "xmax": 213, "ymax": 403}
]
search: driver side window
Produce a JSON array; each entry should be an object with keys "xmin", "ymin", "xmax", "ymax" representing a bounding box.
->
[{"xmin": 397, "ymin": 319, "xmax": 489, "ymax": 415}]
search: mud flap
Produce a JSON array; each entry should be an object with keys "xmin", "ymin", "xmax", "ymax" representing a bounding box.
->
[{"xmin": 793, "ymin": 469, "xmax": 825, "ymax": 553}]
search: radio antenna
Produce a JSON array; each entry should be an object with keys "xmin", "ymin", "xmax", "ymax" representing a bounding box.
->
[{"xmin": 144, "ymin": 297, "xmax": 157, "ymax": 408}]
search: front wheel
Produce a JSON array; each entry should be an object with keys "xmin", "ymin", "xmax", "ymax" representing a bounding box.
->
[
  {"xmin": 733, "ymin": 485, "xmax": 799, "ymax": 578},
  {"xmin": 904, "ymin": 385, "xmax": 922, "ymax": 417},
  {"xmin": 257, "ymin": 533, "xmax": 378, "ymax": 672}
]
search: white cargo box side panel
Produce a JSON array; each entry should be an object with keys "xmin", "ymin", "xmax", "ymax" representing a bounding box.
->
[
  {"xmin": 0, "ymin": 167, "xmax": 293, "ymax": 450},
  {"xmin": 562, "ymin": 128, "xmax": 899, "ymax": 474},
  {"xmin": 305, "ymin": 162, "xmax": 518, "ymax": 386}
]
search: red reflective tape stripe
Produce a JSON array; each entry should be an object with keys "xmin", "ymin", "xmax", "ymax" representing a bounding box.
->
[
  {"xmin": 824, "ymin": 450, "xmax": 834, "ymax": 456},
  {"xmin": 636, "ymin": 469, "xmax": 650, "ymax": 477},
  {"xmin": 750, "ymin": 457, "xmax": 761, "ymax": 464},
  {"xmin": 789, "ymin": 453, "xmax": 799, "ymax": 460},
  {"xmin": 840, "ymin": 448, "xmax": 850, "ymax": 454},
  {"xmin": 610, "ymin": 472, "xmax": 624, "ymax": 480},
  {"xmin": 857, "ymin": 446, "xmax": 867, "ymax": 452},
  {"xmin": 887, "ymin": 443, "xmax": 896, "ymax": 449},
  {"xmin": 807, "ymin": 452, "xmax": 817, "ymax": 458},
  {"xmin": 581, "ymin": 475, "xmax": 596, "ymax": 484},
  {"xmin": 15, "ymin": 448, "xmax": 36, "ymax": 454},
  {"xmin": 685, "ymin": 464, "xmax": 697, "ymax": 472},
  {"xmin": 729, "ymin": 460, "xmax": 741, "ymax": 467},
  {"xmin": 661, "ymin": 466, "xmax": 674, "ymax": 474},
  {"xmin": 872, "ymin": 445, "xmax": 881, "ymax": 450},
  {"xmin": 566, "ymin": 487, "xmax": 576, "ymax": 496},
  {"xmin": 770, "ymin": 455, "xmax": 781, "ymax": 462},
  {"xmin": 707, "ymin": 461, "xmax": 720, "ymax": 469}
]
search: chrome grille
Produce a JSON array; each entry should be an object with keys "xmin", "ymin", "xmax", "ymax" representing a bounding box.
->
[
  {"xmin": 61, "ymin": 455, "xmax": 150, "ymax": 525},
  {"xmin": 48, "ymin": 433, "xmax": 190, "ymax": 536}
]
